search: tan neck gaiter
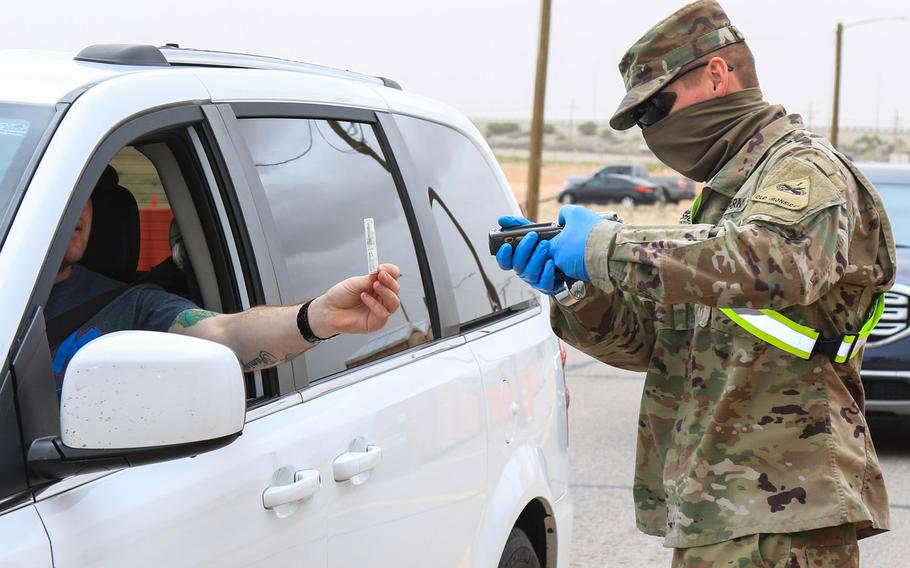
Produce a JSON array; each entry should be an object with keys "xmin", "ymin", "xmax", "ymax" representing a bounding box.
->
[{"xmin": 641, "ymin": 88, "xmax": 786, "ymax": 182}]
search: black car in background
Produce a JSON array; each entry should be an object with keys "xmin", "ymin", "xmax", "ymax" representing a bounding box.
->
[
  {"xmin": 856, "ymin": 162, "xmax": 910, "ymax": 417},
  {"xmin": 560, "ymin": 164, "xmax": 695, "ymax": 205},
  {"xmin": 558, "ymin": 172, "xmax": 664, "ymax": 206}
]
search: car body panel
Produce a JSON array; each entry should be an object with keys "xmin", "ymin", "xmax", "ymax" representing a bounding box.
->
[
  {"xmin": 0, "ymin": 505, "xmax": 52, "ymax": 567},
  {"xmin": 467, "ymin": 307, "xmax": 569, "ymax": 567}
]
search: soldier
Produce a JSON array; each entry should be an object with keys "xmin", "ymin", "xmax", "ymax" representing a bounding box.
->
[{"xmin": 495, "ymin": 1, "xmax": 895, "ymax": 566}]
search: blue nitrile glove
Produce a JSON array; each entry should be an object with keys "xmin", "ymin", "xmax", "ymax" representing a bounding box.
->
[
  {"xmin": 495, "ymin": 216, "xmax": 563, "ymax": 295},
  {"xmin": 548, "ymin": 205, "xmax": 605, "ymax": 282}
]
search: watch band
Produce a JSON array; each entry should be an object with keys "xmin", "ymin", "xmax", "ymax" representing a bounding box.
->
[
  {"xmin": 554, "ymin": 280, "xmax": 587, "ymax": 307},
  {"xmin": 297, "ymin": 300, "xmax": 337, "ymax": 344}
]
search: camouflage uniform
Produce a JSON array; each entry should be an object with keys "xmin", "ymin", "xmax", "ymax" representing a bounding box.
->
[{"xmin": 551, "ymin": 0, "xmax": 897, "ymax": 560}]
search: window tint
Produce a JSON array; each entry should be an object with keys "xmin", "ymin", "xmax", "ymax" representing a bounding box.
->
[
  {"xmin": 237, "ymin": 117, "xmax": 431, "ymax": 382},
  {"xmin": 392, "ymin": 115, "xmax": 536, "ymax": 328}
]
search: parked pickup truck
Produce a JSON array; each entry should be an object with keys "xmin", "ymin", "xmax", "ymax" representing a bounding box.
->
[{"xmin": 561, "ymin": 164, "xmax": 696, "ymax": 204}]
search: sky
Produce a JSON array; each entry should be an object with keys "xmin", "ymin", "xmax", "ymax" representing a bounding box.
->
[{"xmin": 3, "ymin": 1, "xmax": 909, "ymax": 128}]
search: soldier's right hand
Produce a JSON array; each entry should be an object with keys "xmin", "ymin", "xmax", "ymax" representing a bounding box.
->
[{"xmin": 495, "ymin": 216, "xmax": 562, "ymax": 295}]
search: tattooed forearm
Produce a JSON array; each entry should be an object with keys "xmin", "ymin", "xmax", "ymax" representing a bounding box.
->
[
  {"xmin": 175, "ymin": 309, "xmax": 219, "ymax": 329},
  {"xmin": 242, "ymin": 350, "xmax": 279, "ymax": 372}
]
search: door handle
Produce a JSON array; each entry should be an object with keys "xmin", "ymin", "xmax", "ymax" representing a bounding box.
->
[
  {"xmin": 262, "ymin": 469, "xmax": 321, "ymax": 509},
  {"xmin": 333, "ymin": 445, "xmax": 382, "ymax": 482}
]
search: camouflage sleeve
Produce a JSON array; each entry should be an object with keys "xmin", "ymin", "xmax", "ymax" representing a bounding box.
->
[
  {"xmin": 586, "ymin": 157, "xmax": 849, "ymax": 309},
  {"xmin": 550, "ymin": 283, "xmax": 656, "ymax": 372}
]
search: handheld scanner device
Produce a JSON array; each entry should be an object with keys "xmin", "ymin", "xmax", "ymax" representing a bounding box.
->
[{"xmin": 488, "ymin": 211, "xmax": 621, "ymax": 256}]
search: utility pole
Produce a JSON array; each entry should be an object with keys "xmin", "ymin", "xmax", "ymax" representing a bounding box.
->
[
  {"xmin": 526, "ymin": 0, "xmax": 552, "ymax": 222},
  {"xmin": 830, "ymin": 17, "xmax": 908, "ymax": 149},
  {"xmin": 830, "ymin": 22, "xmax": 843, "ymax": 148}
]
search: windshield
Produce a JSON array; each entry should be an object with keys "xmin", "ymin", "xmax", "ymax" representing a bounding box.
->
[
  {"xmin": 875, "ymin": 183, "xmax": 910, "ymax": 247},
  {"xmin": 0, "ymin": 103, "xmax": 56, "ymax": 240}
]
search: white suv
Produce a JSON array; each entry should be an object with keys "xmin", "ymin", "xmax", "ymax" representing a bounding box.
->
[{"xmin": 0, "ymin": 45, "xmax": 572, "ymax": 567}]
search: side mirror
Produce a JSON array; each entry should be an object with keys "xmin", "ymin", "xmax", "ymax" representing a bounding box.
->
[{"xmin": 28, "ymin": 331, "xmax": 246, "ymax": 480}]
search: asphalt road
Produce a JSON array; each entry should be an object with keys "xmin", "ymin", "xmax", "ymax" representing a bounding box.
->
[{"xmin": 565, "ymin": 345, "xmax": 910, "ymax": 568}]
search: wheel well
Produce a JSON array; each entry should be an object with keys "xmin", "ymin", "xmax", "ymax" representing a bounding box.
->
[{"xmin": 514, "ymin": 498, "xmax": 557, "ymax": 568}]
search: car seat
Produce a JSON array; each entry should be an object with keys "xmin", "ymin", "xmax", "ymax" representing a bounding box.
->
[{"xmin": 79, "ymin": 165, "xmax": 140, "ymax": 283}]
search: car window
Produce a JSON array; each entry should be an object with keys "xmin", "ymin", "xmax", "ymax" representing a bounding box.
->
[
  {"xmin": 236, "ymin": 117, "xmax": 432, "ymax": 383},
  {"xmin": 0, "ymin": 103, "xmax": 55, "ymax": 244},
  {"xmin": 391, "ymin": 115, "xmax": 537, "ymax": 330}
]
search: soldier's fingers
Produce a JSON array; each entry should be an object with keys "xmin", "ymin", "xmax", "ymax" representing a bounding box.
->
[
  {"xmin": 521, "ymin": 240, "xmax": 549, "ymax": 283},
  {"xmin": 498, "ymin": 215, "xmax": 532, "ymax": 228},
  {"xmin": 539, "ymin": 260, "xmax": 556, "ymax": 293},
  {"xmin": 496, "ymin": 243, "xmax": 514, "ymax": 270},
  {"xmin": 512, "ymin": 231, "xmax": 539, "ymax": 273}
]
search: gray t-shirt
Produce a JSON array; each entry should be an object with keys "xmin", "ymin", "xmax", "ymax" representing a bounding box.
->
[{"xmin": 47, "ymin": 265, "xmax": 197, "ymax": 389}]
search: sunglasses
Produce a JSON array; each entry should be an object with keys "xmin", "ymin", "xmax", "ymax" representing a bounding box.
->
[{"xmin": 633, "ymin": 62, "xmax": 735, "ymax": 128}]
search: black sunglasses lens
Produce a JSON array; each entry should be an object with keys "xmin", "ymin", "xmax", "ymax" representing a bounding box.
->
[{"xmin": 636, "ymin": 92, "xmax": 677, "ymax": 127}]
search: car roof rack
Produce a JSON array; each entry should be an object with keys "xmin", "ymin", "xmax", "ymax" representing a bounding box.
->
[
  {"xmin": 72, "ymin": 43, "xmax": 401, "ymax": 90},
  {"xmin": 74, "ymin": 44, "xmax": 169, "ymax": 67}
]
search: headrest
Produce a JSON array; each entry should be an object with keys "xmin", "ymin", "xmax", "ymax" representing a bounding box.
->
[{"xmin": 80, "ymin": 165, "xmax": 140, "ymax": 283}]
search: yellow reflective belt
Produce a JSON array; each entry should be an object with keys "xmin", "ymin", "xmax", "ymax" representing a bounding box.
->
[{"xmin": 719, "ymin": 295, "xmax": 885, "ymax": 363}]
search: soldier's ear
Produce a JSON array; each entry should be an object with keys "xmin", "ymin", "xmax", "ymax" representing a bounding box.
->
[{"xmin": 708, "ymin": 57, "xmax": 731, "ymax": 97}]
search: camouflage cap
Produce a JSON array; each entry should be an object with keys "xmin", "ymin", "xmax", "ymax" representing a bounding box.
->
[{"xmin": 609, "ymin": 0, "xmax": 745, "ymax": 131}]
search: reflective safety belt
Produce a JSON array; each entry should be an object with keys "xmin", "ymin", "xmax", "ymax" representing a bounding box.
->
[{"xmin": 718, "ymin": 294, "xmax": 886, "ymax": 363}]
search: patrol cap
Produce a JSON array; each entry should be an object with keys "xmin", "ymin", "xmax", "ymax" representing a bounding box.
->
[{"xmin": 609, "ymin": 0, "xmax": 745, "ymax": 131}]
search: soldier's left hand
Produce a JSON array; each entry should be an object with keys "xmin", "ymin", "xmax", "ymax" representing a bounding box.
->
[
  {"xmin": 496, "ymin": 216, "xmax": 563, "ymax": 294},
  {"xmin": 548, "ymin": 205, "xmax": 606, "ymax": 282}
]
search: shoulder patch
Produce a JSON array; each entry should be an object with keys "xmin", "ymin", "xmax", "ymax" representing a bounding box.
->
[
  {"xmin": 750, "ymin": 177, "xmax": 809, "ymax": 211},
  {"xmin": 743, "ymin": 158, "xmax": 844, "ymax": 226}
]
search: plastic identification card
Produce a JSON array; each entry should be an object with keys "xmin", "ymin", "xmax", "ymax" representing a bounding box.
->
[{"xmin": 364, "ymin": 218, "xmax": 379, "ymax": 274}]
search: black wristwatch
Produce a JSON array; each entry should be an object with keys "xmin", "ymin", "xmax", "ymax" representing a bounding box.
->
[{"xmin": 297, "ymin": 300, "xmax": 336, "ymax": 344}]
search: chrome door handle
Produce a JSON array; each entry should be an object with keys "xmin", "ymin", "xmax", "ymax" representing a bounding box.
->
[
  {"xmin": 333, "ymin": 445, "xmax": 382, "ymax": 482},
  {"xmin": 262, "ymin": 469, "xmax": 321, "ymax": 509}
]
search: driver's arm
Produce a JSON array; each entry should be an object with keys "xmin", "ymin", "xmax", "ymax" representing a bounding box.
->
[{"xmin": 168, "ymin": 264, "xmax": 401, "ymax": 372}]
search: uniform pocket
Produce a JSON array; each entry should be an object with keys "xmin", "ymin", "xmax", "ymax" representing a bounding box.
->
[
  {"xmin": 793, "ymin": 543, "xmax": 858, "ymax": 568},
  {"xmin": 789, "ymin": 524, "xmax": 859, "ymax": 568}
]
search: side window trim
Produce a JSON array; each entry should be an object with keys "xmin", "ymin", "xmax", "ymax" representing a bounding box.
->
[
  {"xmin": 199, "ymin": 105, "xmax": 294, "ymax": 397},
  {"xmin": 187, "ymin": 127, "xmax": 264, "ymax": 400},
  {"xmin": 372, "ymin": 113, "xmax": 440, "ymax": 341},
  {"xmin": 376, "ymin": 114, "xmax": 459, "ymax": 336}
]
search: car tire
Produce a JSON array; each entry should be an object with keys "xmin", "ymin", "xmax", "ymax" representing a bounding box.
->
[
  {"xmin": 620, "ymin": 196, "xmax": 635, "ymax": 208},
  {"xmin": 657, "ymin": 188, "xmax": 669, "ymax": 204},
  {"xmin": 498, "ymin": 527, "xmax": 541, "ymax": 568},
  {"xmin": 559, "ymin": 192, "xmax": 576, "ymax": 204}
]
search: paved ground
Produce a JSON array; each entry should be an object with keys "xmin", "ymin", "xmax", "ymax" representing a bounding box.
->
[{"xmin": 565, "ymin": 345, "xmax": 910, "ymax": 568}]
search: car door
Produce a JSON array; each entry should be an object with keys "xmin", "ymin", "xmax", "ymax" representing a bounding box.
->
[
  {"xmin": 0, "ymin": 368, "xmax": 52, "ymax": 567},
  {"xmin": 223, "ymin": 102, "xmax": 490, "ymax": 567},
  {"xmin": 13, "ymin": 98, "xmax": 329, "ymax": 566},
  {"xmin": 583, "ymin": 171, "xmax": 609, "ymax": 200}
]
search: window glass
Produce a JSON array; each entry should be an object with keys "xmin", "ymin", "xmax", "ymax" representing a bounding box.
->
[
  {"xmin": 237, "ymin": 117, "xmax": 431, "ymax": 382},
  {"xmin": 0, "ymin": 103, "xmax": 54, "ymax": 244},
  {"xmin": 392, "ymin": 115, "xmax": 536, "ymax": 327}
]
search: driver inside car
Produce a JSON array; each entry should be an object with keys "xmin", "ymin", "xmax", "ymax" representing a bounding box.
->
[{"xmin": 46, "ymin": 168, "xmax": 402, "ymax": 389}]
